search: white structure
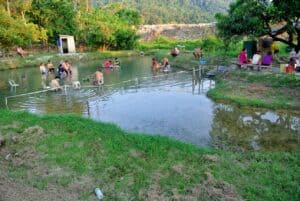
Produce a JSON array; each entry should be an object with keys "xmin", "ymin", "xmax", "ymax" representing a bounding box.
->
[
  {"xmin": 58, "ymin": 35, "xmax": 76, "ymax": 54},
  {"xmin": 72, "ymin": 81, "xmax": 81, "ymax": 89},
  {"xmin": 8, "ymin": 79, "xmax": 19, "ymax": 87}
]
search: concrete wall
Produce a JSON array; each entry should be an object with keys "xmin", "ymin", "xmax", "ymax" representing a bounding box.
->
[{"xmin": 137, "ymin": 23, "xmax": 216, "ymax": 41}]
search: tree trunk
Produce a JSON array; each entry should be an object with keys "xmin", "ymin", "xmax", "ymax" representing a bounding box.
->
[
  {"xmin": 6, "ymin": 0, "xmax": 11, "ymax": 17},
  {"xmin": 86, "ymin": 0, "xmax": 89, "ymax": 12},
  {"xmin": 21, "ymin": 11, "xmax": 26, "ymax": 23},
  {"xmin": 296, "ymin": 31, "xmax": 300, "ymax": 53}
]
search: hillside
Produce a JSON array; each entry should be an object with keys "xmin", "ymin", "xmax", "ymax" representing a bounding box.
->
[{"xmin": 93, "ymin": 0, "xmax": 233, "ymax": 24}]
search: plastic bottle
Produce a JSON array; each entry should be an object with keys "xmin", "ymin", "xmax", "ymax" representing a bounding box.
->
[{"xmin": 95, "ymin": 188, "xmax": 104, "ymax": 200}]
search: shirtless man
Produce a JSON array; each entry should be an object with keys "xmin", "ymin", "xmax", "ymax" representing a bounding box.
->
[
  {"xmin": 151, "ymin": 58, "xmax": 160, "ymax": 69},
  {"xmin": 47, "ymin": 60, "xmax": 55, "ymax": 73},
  {"xmin": 50, "ymin": 76, "xmax": 62, "ymax": 91},
  {"xmin": 16, "ymin": 47, "xmax": 25, "ymax": 58},
  {"xmin": 170, "ymin": 47, "xmax": 180, "ymax": 57},
  {"xmin": 193, "ymin": 48, "xmax": 203, "ymax": 59},
  {"xmin": 94, "ymin": 70, "xmax": 104, "ymax": 85}
]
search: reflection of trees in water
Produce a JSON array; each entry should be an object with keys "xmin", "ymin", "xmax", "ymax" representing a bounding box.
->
[{"xmin": 210, "ymin": 104, "xmax": 300, "ymax": 151}]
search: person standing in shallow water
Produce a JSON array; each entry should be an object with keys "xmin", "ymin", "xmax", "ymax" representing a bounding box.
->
[
  {"xmin": 94, "ymin": 70, "xmax": 104, "ymax": 85},
  {"xmin": 151, "ymin": 58, "xmax": 160, "ymax": 70},
  {"xmin": 47, "ymin": 60, "xmax": 55, "ymax": 73},
  {"xmin": 39, "ymin": 63, "xmax": 47, "ymax": 75},
  {"xmin": 193, "ymin": 48, "xmax": 203, "ymax": 59},
  {"xmin": 170, "ymin": 47, "xmax": 180, "ymax": 57},
  {"xmin": 50, "ymin": 76, "xmax": 62, "ymax": 91}
]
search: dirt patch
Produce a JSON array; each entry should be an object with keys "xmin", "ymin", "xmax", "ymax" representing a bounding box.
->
[
  {"xmin": 138, "ymin": 171, "xmax": 243, "ymax": 201},
  {"xmin": 23, "ymin": 125, "xmax": 44, "ymax": 135},
  {"xmin": 282, "ymin": 87, "xmax": 300, "ymax": 99},
  {"xmin": 0, "ymin": 122, "xmax": 21, "ymax": 130},
  {"xmin": 172, "ymin": 164, "xmax": 184, "ymax": 175},
  {"xmin": 203, "ymin": 154, "xmax": 219, "ymax": 163},
  {"xmin": 130, "ymin": 149, "xmax": 145, "ymax": 158},
  {"xmin": 196, "ymin": 171, "xmax": 243, "ymax": 201},
  {"xmin": 0, "ymin": 175, "xmax": 80, "ymax": 201},
  {"xmin": 246, "ymin": 84, "xmax": 269, "ymax": 94}
]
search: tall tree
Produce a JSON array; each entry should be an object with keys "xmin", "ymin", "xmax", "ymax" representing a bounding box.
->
[
  {"xmin": 0, "ymin": 5, "xmax": 47, "ymax": 48},
  {"xmin": 28, "ymin": 0, "xmax": 77, "ymax": 43},
  {"xmin": 7, "ymin": 0, "xmax": 32, "ymax": 21},
  {"xmin": 0, "ymin": 0, "xmax": 32, "ymax": 19},
  {"xmin": 73, "ymin": 0, "xmax": 92, "ymax": 12},
  {"xmin": 216, "ymin": 0, "xmax": 300, "ymax": 52},
  {"xmin": 78, "ymin": 5, "xmax": 141, "ymax": 50}
]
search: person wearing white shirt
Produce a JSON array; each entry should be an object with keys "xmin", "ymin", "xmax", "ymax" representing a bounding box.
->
[{"xmin": 251, "ymin": 51, "xmax": 262, "ymax": 65}]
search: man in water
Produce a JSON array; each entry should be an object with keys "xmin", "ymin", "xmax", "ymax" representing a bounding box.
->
[
  {"xmin": 50, "ymin": 76, "xmax": 62, "ymax": 91},
  {"xmin": 94, "ymin": 70, "xmax": 104, "ymax": 85},
  {"xmin": 170, "ymin": 47, "xmax": 180, "ymax": 57},
  {"xmin": 47, "ymin": 60, "xmax": 55, "ymax": 73},
  {"xmin": 193, "ymin": 48, "xmax": 203, "ymax": 59}
]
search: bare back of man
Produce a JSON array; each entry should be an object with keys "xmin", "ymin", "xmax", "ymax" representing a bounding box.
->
[{"xmin": 94, "ymin": 71, "xmax": 104, "ymax": 85}]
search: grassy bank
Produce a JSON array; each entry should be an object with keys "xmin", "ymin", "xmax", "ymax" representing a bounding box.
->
[
  {"xmin": 0, "ymin": 109, "xmax": 299, "ymax": 201},
  {"xmin": 208, "ymin": 70, "xmax": 300, "ymax": 110}
]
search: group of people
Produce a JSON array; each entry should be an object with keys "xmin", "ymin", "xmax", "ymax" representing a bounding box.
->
[
  {"xmin": 151, "ymin": 47, "xmax": 204, "ymax": 72},
  {"xmin": 102, "ymin": 58, "xmax": 120, "ymax": 68},
  {"xmin": 39, "ymin": 60, "xmax": 72, "ymax": 78},
  {"xmin": 238, "ymin": 47, "xmax": 300, "ymax": 72},
  {"xmin": 151, "ymin": 57, "xmax": 170, "ymax": 72},
  {"xmin": 38, "ymin": 60, "xmax": 73, "ymax": 91},
  {"xmin": 239, "ymin": 48, "xmax": 273, "ymax": 67}
]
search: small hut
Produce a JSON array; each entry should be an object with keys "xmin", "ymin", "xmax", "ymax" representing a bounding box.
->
[{"xmin": 57, "ymin": 35, "xmax": 76, "ymax": 54}]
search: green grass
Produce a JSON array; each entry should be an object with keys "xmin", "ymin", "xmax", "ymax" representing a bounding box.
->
[
  {"xmin": 137, "ymin": 36, "xmax": 237, "ymax": 59},
  {"xmin": 0, "ymin": 109, "xmax": 299, "ymax": 200},
  {"xmin": 208, "ymin": 71, "xmax": 300, "ymax": 110}
]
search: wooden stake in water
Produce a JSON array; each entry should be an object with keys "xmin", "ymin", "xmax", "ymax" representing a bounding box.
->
[
  {"xmin": 193, "ymin": 68, "xmax": 196, "ymax": 79},
  {"xmin": 198, "ymin": 65, "xmax": 201, "ymax": 78},
  {"xmin": 87, "ymin": 101, "xmax": 90, "ymax": 117}
]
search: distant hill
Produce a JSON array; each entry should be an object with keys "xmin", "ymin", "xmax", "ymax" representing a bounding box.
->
[{"xmin": 92, "ymin": 0, "xmax": 233, "ymax": 24}]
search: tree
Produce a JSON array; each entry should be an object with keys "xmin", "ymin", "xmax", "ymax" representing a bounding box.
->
[
  {"xmin": 216, "ymin": 0, "xmax": 300, "ymax": 52},
  {"xmin": 77, "ymin": 5, "xmax": 141, "ymax": 50},
  {"xmin": 28, "ymin": 0, "xmax": 77, "ymax": 43},
  {"xmin": 115, "ymin": 8, "xmax": 143, "ymax": 26},
  {"xmin": 73, "ymin": 0, "xmax": 92, "ymax": 12},
  {"xmin": 0, "ymin": 0, "xmax": 32, "ymax": 19},
  {"xmin": 0, "ymin": 5, "xmax": 47, "ymax": 48}
]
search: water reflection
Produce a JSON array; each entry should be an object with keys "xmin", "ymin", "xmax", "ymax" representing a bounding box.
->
[{"xmin": 210, "ymin": 104, "xmax": 300, "ymax": 151}]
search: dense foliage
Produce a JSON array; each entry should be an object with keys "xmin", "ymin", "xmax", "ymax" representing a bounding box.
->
[
  {"xmin": 94, "ymin": 0, "xmax": 232, "ymax": 24},
  {"xmin": 0, "ymin": 0, "xmax": 142, "ymax": 50},
  {"xmin": 28, "ymin": 0, "xmax": 77, "ymax": 44},
  {"xmin": 0, "ymin": 0, "xmax": 234, "ymax": 50},
  {"xmin": 0, "ymin": 1, "xmax": 46, "ymax": 48},
  {"xmin": 77, "ymin": 4, "xmax": 140, "ymax": 50},
  {"xmin": 216, "ymin": 0, "xmax": 300, "ymax": 52}
]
